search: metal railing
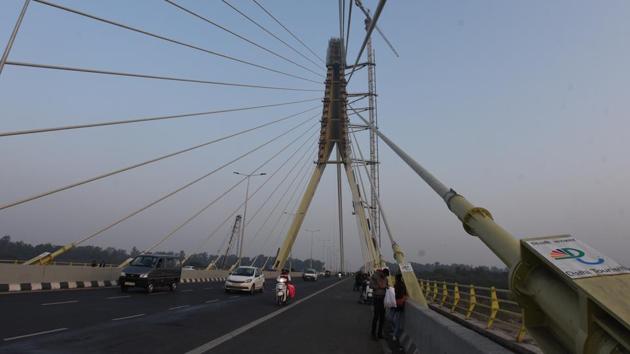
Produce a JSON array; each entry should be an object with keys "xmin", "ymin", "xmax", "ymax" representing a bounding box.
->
[
  {"xmin": 419, "ymin": 279, "xmax": 527, "ymax": 343},
  {"xmin": 0, "ymin": 259, "xmax": 117, "ymax": 267}
]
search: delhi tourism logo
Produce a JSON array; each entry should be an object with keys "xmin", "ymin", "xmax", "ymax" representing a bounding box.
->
[{"xmin": 550, "ymin": 248, "xmax": 605, "ymax": 265}]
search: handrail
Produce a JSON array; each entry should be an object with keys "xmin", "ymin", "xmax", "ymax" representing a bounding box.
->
[{"xmin": 419, "ymin": 278, "xmax": 529, "ymax": 343}]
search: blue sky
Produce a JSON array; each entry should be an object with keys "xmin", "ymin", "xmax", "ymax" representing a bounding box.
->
[{"xmin": 1, "ymin": 0, "xmax": 629, "ymax": 269}]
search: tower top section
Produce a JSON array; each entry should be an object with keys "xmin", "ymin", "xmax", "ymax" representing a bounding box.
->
[{"xmin": 326, "ymin": 38, "xmax": 345, "ymax": 67}]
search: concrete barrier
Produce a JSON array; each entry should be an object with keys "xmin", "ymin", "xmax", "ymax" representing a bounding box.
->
[
  {"xmin": 0, "ymin": 263, "xmax": 120, "ymax": 292},
  {"xmin": 402, "ymin": 300, "xmax": 514, "ymax": 354},
  {"xmin": 0, "ymin": 264, "xmax": 303, "ymax": 292}
]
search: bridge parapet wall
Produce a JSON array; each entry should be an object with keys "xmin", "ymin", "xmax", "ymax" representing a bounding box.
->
[
  {"xmin": 404, "ymin": 299, "xmax": 513, "ymax": 354},
  {"xmin": 0, "ymin": 264, "xmax": 288, "ymax": 292}
]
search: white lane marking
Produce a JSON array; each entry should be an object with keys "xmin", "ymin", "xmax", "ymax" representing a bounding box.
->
[
  {"xmin": 205, "ymin": 299, "xmax": 219, "ymax": 304},
  {"xmin": 111, "ymin": 313, "xmax": 145, "ymax": 321},
  {"xmin": 3, "ymin": 328, "xmax": 68, "ymax": 342},
  {"xmin": 229, "ymin": 295, "xmax": 239, "ymax": 299},
  {"xmin": 169, "ymin": 305, "xmax": 190, "ymax": 310},
  {"xmin": 41, "ymin": 300, "xmax": 78, "ymax": 306},
  {"xmin": 107, "ymin": 295, "xmax": 131, "ymax": 300},
  {"xmin": 181, "ymin": 289, "xmax": 193, "ymax": 293},
  {"xmin": 186, "ymin": 279, "xmax": 348, "ymax": 354}
]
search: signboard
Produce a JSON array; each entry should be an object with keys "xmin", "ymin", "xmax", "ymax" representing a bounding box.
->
[
  {"xmin": 399, "ymin": 263, "xmax": 414, "ymax": 273},
  {"xmin": 525, "ymin": 236, "xmax": 630, "ymax": 279}
]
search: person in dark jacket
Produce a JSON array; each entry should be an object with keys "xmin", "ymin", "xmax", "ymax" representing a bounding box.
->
[
  {"xmin": 370, "ymin": 268, "xmax": 389, "ymax": 340},
  {"xmin": 391, "ymin": 273, "xmax": 408, "ymax": 342}
]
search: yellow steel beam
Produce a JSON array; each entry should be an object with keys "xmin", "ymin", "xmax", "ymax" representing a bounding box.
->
[{"xmin": 273, "ymin": 163, "xmax": 326, "ymax": 271}]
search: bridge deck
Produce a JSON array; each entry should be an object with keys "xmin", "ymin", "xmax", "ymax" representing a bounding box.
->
[{"xmin": 0, "ymin": 277, "xmax": 381, "ymax": 354}]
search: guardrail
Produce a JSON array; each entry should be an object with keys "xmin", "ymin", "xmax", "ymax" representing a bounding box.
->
[
  {"xmin": 0, "ymin": 259, "xmax": 118, "ymax": 267},
  {"xmin": 419, "ymin": 279, "xmax": 527, "ymax": 343}
]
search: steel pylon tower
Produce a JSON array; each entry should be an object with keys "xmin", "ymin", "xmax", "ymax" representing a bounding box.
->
[
  {"xmin": 366, "ymin": 18, "xmax": 381, "ymax": 248},
  {"xmin": 273, "ymin": 38, "xmax": 383, "ymax": 272}
]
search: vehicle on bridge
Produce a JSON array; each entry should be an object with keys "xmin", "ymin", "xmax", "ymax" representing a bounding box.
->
[
  {"xmin": 119, "ymin": 254, "xmax": 182, "ymax": 293},
  {"xmin": 302, "ymin": 268, "xmax": 318, "ymax": 281},
  {"xmin": 224, "ymin": 266, "xmax": 265, "ymax": 294}
]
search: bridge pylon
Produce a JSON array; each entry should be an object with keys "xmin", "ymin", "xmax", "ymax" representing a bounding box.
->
[{"xmin": 273, "ymin": 38, "xmax": 383, "ymax": 272}]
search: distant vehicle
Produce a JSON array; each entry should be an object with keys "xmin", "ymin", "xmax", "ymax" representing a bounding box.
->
[
  {"xmin": 182, "ymin": 265, "xmax": 195, "ymax": 270},
  {"xmin": 119, "ymin": 254, "xmax": 182, "ymax": 293},
  {"xmin": 224, "ymin": 266, "xmax": 265, "ymax": 294},
  {"xmin": 325, "ymin": 270, "xmax": 331, "ymax": 277},
  {"xmin": 302, "ymin": 268, "xmax": 318, "ymax": 281}
]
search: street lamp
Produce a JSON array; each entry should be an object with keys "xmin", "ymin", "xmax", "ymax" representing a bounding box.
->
[
  {"xmin": 233, "ymin": 171, "xmax": 266, "ymax": 262},
  {"xmin": 304, "ymin": 228, "xmax": 320, "ymax": 269}
]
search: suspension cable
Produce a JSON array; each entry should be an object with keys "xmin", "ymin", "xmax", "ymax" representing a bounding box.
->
[
  {"xmin": 0, "ymin": 106, "xmax": 320, "ymax": 212},
  {"xmin": 259, "ymin": 156, "xmax": 313, "ymax": 258},
  {"xmin": 345, "ymin": 0, "xmax": 352, "ymax": 60},
  {"xmin": 243, "ymin": 140, "xmax": 316, "ymax": 229},
  {"xmin": 4, "ymin": 61, "xmax": 320, "ymax": 92},
  {"xmin": 0, "ymin": 0, "xmax": 31, "ymax": 78},
  {"xmin": 250, "ymin": 0, "xmax": 325, "ymax": 66},
  {"xmin": 70, "ymin": 114, "xmax": 319, "ymax": 247},
  {"xmin": 0, "ymin": 98, "xmax": 320, "ymax": 138},
  {"xmin": 165, "ymin": 0, "xmax": 322, "ymax": 78},
  {"xmin": 189, "ymin": 133, "xmax": 317, "ymax": 256},
  {"xmin": 350, "ymin": 120, "xmax": 396, "ymax": 246},
  {"xmin": 32, "ymin": 0, "xmax": 319, "ymax": 84},
  {"xmin": 141, "ymin": 124, "xmax": 319, "ymax": 254},
  {"xmin": 346, "ymin": 0, "xmax": 387, "ymax": 83},
  {"xmin": 248, "ymin": 144, "xmax": 315, "ymax": 264}
]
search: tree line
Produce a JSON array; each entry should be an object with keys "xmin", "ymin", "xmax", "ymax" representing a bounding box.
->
[{"xmin": 1, "ymin": 235, "xmax": 508, "ymax": 286}]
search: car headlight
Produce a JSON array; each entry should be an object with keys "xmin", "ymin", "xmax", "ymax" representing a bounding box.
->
[
  {"xmin": 139, "ymin": 273, "xmax": 149, "ymax": 278},
  {"xmin": 120, "ymin": 272, "xmax": 126, "ymax": 277},
  {"xmin": 244, "ymin": 279, "xmax": 252, "ymax": 283}
]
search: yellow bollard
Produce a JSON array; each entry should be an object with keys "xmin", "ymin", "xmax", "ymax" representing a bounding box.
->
[
  {"xmin": 441, "ymin": 281, "xmax": 448, "ymax": 307},
  {"xmin": 432, "ymin": 281, "xmax": 438, "ymax": 303},
  {"xmin": 487, "ymin": 286, "xmax": 499, "ymax": 329},
  {"xmin": 466, "ymin": 285, "xmax": 477, "ymax": 319},
  {"xmin": 451, "ymin": 283, "xmax": 460, "ymax": 313}
]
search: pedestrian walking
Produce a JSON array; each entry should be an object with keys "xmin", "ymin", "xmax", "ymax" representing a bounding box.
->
[{"xmin": 370, "ymin": 268, "xmax": 389, "ymax": 340}]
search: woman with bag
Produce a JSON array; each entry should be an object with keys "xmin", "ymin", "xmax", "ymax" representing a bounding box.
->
[{"xmin": 391, "ymin": 273, "xmax": 408, "ymax": 343}]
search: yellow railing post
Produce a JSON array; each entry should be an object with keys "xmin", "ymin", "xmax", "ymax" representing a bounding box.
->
[
  {"xmin": 432, "ymin": 281, "xmax": 438, "ymax": 303},
  {"xmin": 487, "ymin": 286, "xmax": 499, "ymax": 329},
  {"xmin": 451, "ymin": 283, "xmax": 460, "ymax": 313},
  {"xmin": 441, "ymin": 281, "xmax": 448, "ymax": 307},
  {"xmin": 466, "ymin": 285, "xmax": 476, "ymax": 319},
  {"xmin": 516, "ymin": 309, "xmax": 527, "ymax": 342}
]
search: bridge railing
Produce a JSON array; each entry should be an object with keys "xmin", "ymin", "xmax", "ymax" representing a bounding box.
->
[
  {"xmin": 419, "ymin": 279, "xmax": 527, "ymax": 343},
  {"xmin": 0, "ymin": 259, "xmax": 118, "ymax": 267}
]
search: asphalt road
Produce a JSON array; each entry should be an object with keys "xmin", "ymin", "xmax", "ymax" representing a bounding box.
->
[{"xmin": 0, "ymin": 276, "xmax": 382, "ymax": 354}]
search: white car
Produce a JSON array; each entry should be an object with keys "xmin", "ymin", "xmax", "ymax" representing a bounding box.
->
[{"xmin": 224, "ymin": 266, "xmax": 265, "ymax": 294}]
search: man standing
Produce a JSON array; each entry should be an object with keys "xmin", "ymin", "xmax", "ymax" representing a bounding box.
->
[{"xmin": 370, "ymin": 268, "xmax": 389, "ymax": 340}]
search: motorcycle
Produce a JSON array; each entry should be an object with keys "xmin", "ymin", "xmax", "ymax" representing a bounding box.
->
[
  {"xmin": 360, "ymin": 279, "xmax": 373, "ymax": 304},
  {"xmin": 275, "ymin": 276, "xmax": 289, "ymax": 306}
]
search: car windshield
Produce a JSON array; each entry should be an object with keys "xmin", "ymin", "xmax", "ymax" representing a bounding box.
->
[
  {"xmin": 233, "ymin": 267, "xmax": 255, "ymax": 276},
  {"xmin": 305, "ymin": 269, "xmax": 316, "ymax": 274},
  {"xmin": 130, "ymin": 256, "xmax": 158, "ymax": 267}
]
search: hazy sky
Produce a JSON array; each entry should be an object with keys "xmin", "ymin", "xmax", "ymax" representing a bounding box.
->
[{"xmin": 1, "ymin": 0, "xmax": 629, "ymax": 270}]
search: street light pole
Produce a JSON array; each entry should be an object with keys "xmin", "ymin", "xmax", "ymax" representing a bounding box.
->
[
  {"xmin": 234, "ymin": 171, "xmax": 266, "ymax": 264},
  {"xmin": 305, "ymin": 228, "xmax": 320, "ymax": 269}
]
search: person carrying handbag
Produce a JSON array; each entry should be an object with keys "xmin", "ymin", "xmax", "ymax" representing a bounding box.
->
[
  {"xmin": 369, "ymin": 268, "xmax": 389, "ymax": 340},
  {"xmin": 391, "ymin": 273, "xmax": 408, "ymax": 343}
]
